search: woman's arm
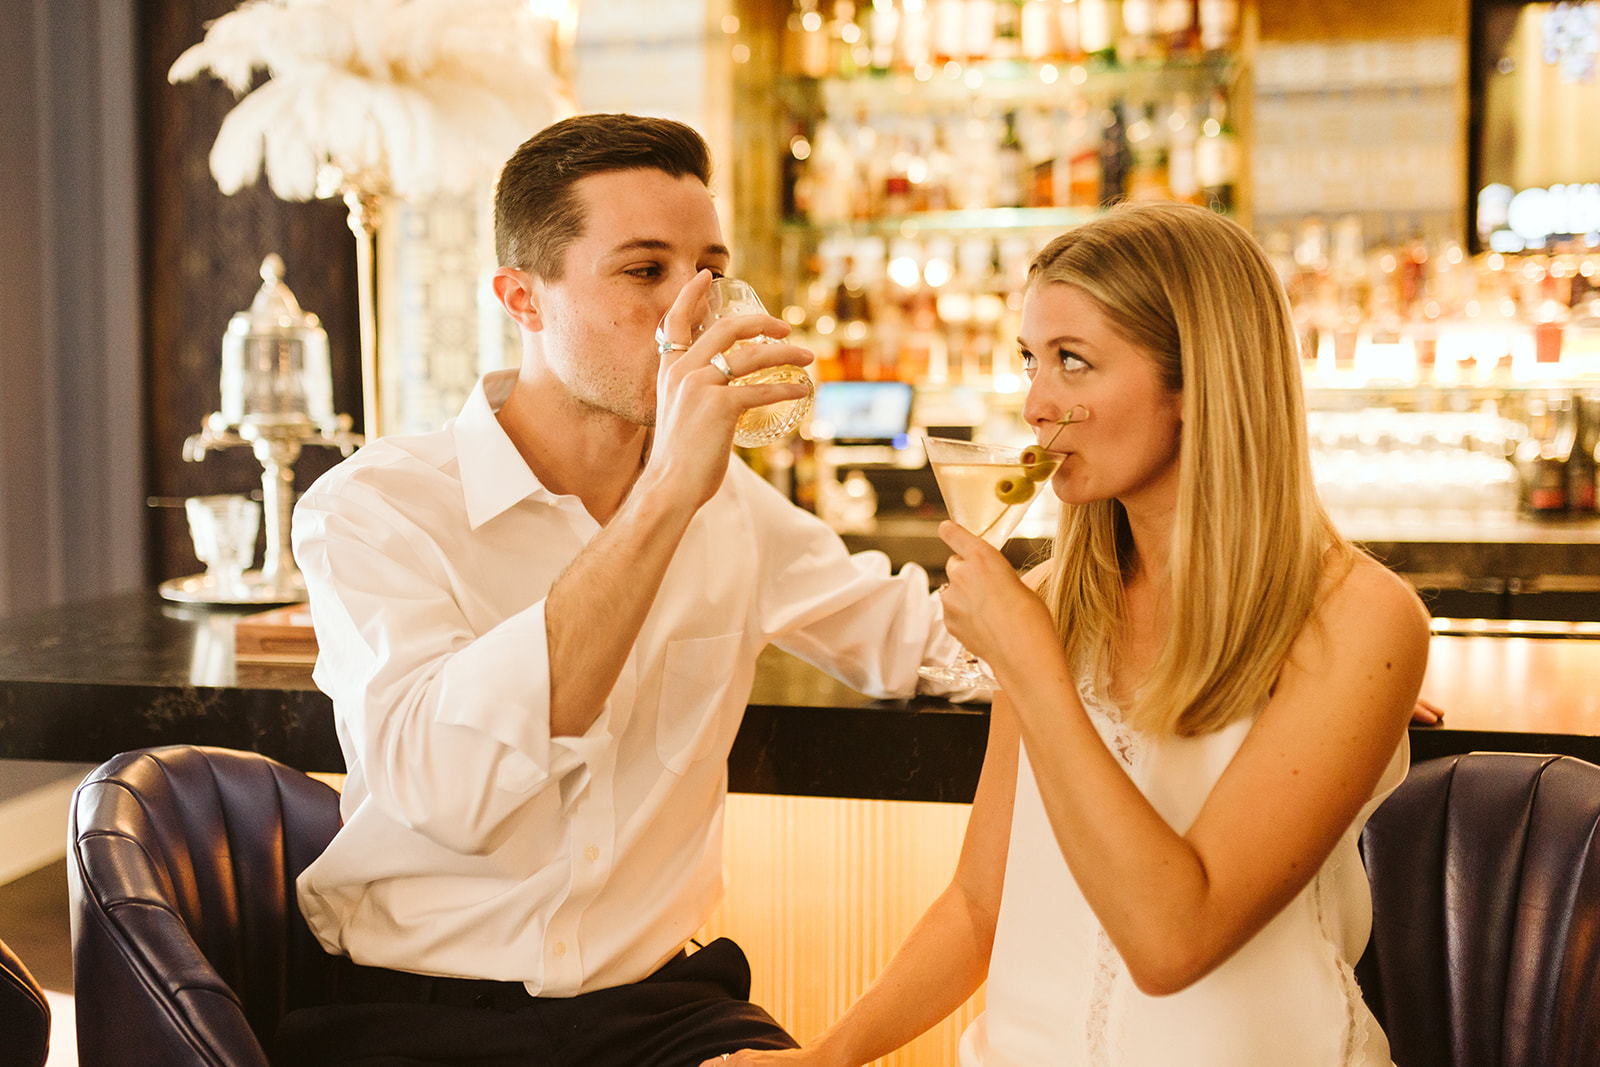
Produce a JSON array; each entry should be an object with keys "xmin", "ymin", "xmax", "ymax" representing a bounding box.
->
[
  {"xmin": 979, "ymin": 553, "xmax": 1427, "ymax": 996},
  {"xmin": 714, "ymin": 693, "xmax": 1023, "ymax": 1067}
]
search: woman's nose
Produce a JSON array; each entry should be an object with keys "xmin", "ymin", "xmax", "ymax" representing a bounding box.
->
[{"xmin": 1022, "ymin": 382, "xmax": 1064, "ymax": 435}]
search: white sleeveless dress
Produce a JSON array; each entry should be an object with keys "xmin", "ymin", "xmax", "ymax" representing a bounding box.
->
[{"xmin": 959, "ymin": 676, "xmax": 1407, "ymax": 1067}]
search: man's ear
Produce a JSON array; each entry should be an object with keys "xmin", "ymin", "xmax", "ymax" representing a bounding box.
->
[{"xmin": 492, "ymin": 267, "xmax": 542, "ymax": 332}]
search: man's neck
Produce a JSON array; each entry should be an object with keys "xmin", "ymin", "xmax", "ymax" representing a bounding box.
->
[{"xmin": 495, "ymin": 374, "xmax": 650, "ymax": 525}]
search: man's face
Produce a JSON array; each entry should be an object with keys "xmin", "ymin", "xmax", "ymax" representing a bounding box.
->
[{"xmin": 529, "ymin": 168, "xmax": 730, "ymax": 426}]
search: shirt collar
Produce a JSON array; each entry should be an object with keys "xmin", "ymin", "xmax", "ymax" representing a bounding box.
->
[{"xmin": 454, "ymin": 369, "xmax": 551, "ymax": 529}]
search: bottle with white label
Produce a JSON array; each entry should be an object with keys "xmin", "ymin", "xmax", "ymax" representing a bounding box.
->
[
  {"xmin": 1078, "ymin": 0, "xmax": 1119, "ymax": 61},
  {"xmin": 1195, "ymin": 89, "xmax": 1237, "ymax": 213},
  {"xmin": 1198, "ymin": 0, "xmax": 1238, "ymax": 53}
]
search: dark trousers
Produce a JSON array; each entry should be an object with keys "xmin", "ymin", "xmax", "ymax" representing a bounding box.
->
[{"xmin": 271, "ymin": 938, "xmax": 798, "ymax": 1067}]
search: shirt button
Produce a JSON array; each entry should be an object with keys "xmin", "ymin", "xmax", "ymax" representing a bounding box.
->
[
  {"xmin": 554, "ymin": 941, "xmax": 567, "ymax": 958},
  {"xmin": 585, "ymin": 845, "xmax": 599, "ymax": 861}
]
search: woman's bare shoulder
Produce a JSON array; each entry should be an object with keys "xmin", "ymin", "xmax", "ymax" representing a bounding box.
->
[
  {"xmin": 1315, "ymin": 551, "xmax": 1431, "ymax": 654},
  {"xmin": 1020, "ymin": 563, "xmax": 1050, "ymax": 592}
]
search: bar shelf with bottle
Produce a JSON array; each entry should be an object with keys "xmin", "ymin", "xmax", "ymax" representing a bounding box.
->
[
  {"xmin": 758, "ymin": 0, "xmax": 1244, "ymax": 388},
  {"xmin": 784, "ymin": 49, "xmax": 1237, "ymax": 111},
  {"xmin": 1280, "ymin": 223, "xmax": 1600, "ymax": 532}
]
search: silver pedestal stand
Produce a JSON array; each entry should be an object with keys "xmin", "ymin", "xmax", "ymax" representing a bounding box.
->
[{"xmin": 163, "ymin": 412, "xmax": 362, "ymax": 605}]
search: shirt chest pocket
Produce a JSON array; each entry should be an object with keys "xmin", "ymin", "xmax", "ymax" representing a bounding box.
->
[{"xmin": 658, "ymin": 633, "xmax": 745, "ymax": 775}]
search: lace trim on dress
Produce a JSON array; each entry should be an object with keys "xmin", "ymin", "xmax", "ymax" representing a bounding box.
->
[
  {"xmin": 1311, "ymin": 831, "xmax": 1370, "ymax": 1066},
  {"xmin": 1077, "ymin": 669, "xmax": 1144, "ymax": 771},
  {"xmin": 1076, "ymin": 671, "xmax": 1145, "ymax": 1065}
]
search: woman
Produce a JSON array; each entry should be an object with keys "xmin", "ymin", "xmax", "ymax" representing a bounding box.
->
[{"xmin": 710, "ymin": 202, "xmax": 1428, "ymax": 1066}]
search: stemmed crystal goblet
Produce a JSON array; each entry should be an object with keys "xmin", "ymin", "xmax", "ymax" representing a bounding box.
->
[
  {"xmin": 920, "ymin": 408, "xmax": 1086, "ymax": 690},
  {"xmin": 657, "ymin": 278, "xmax": 815, "ymax": 448}
]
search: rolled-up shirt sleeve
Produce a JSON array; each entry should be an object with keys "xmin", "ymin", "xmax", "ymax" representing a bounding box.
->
[
  {"xmin": 735, "ymin": 466, "xmax": 962, "ymax": 698},
  {"xmin": 297, "ymin": 480, "xmax": 607, "ymax": 856}
]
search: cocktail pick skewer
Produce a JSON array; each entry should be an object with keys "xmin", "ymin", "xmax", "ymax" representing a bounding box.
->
[{"xmin": 975, "ymin": 405, "xmax": 1089, "ymax": 541}]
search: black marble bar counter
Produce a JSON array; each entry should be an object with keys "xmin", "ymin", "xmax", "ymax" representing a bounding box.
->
[
  {"xmin": 0, "ymin": 591, "xmax": 988, "ymax": 802},
  {"xmin": 2, "ymin": 591, "xmax": 1598, "ymax": 803},
  {"xmin": 843, "ymin": 515, "xmax": 1600, "ymax": 582}
]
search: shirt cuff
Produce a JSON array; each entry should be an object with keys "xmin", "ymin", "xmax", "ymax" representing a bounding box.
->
[{"xmin": 432, "ymin": 599, "xmax": 613, "ymax": 800}]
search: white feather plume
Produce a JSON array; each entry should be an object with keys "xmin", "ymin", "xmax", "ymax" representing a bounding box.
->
[{"xmin": 170, "ymin": 0, "xmax": 572, "ymax": 201}]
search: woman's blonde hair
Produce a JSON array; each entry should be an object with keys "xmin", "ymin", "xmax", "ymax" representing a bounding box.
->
[{"xmin": 1033, "ymin": 202, "xmax": 1351, "ymax": 737}]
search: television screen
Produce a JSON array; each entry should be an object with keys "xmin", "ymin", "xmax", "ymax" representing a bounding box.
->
[{"xmin": 809, "ymin": 381, "xmax": 915, "ymax": 444}]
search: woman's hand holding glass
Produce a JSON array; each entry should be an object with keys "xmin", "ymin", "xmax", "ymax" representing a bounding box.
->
[{"xmin": 936, "ymin": 520, "xmax": 1058, "ymax": 690}]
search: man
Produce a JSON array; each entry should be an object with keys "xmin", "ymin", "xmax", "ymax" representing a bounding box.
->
[{"xmin": 273, "ymin": 113, "xmax": 963, "ymax": 1065}]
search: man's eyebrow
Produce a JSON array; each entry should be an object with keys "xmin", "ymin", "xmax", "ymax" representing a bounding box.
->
[{"xmin": 604, "ymin": 238, "xmax": 732, "ymax": 259}]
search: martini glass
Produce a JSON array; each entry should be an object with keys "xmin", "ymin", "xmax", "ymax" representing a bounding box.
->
[
  {"xmin": 919, "ymin": 435, "xmax": 1060, "ymax": 690},
  {"xmin": 658, "ymin": 278, "xmax": 815, "ymax": 448}
]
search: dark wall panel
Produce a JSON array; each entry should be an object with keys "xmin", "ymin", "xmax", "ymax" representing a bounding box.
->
[{"xmin": 139, "ymin": 0, "xmax": 361, "ymax": 582}]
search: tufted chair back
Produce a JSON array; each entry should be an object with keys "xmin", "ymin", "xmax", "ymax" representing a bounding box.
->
[
  {"xmin": 1357, "ymin": 752, "xmax": 1600, "ymax": 1067},
  {"xmin": 0, "ymin": 936, "xmax": 49, "ymax": 1067},
  {"xmin": 67, "ymin": 745, "xmax": 342, "ymax": 1067}
]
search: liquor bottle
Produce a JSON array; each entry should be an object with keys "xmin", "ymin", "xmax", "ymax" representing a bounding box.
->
[
  {"xmin": 1568, "ymin": 393, "xmax": 1600, "ymax": 514},
  {"xmin": 956, "ymin": 117, "xmax": 998, "ymax": 210},
  {"xmin": 932, "ymin": 0, "xmax": 967, "ymax": 61},
  {"xmin": 1058, "ymin": 0, "xmax": 1084, "ymax": 60},
  {"xmin": 789, "ymin": 426, "xmax": 820, "ymax": 511},
  {"xmin": 851, "ymin": 110, "xmax": 883, "ymax": 220},
  {"xmin": 831, "ymin": 0, "xmax": 863, "ymax": 77},
  {"xmin": 834, "ymin": 260, "xmax": 873, "ymax": 381},
  {"xmin": 1119, "ymin": 0, "xmax": 1160, "ymax": 62},
  {"xmin": 1020, "ymin": 0, "xmax": 1062, "ymax": 60},
  {"xmin": 1078, "ymin": 0, "xmax": 1118, "ymax": 61},
  {"xmin": 1022, "ymin": 107, "xmax": 1057, "ymax": 207},
  {"xmin": 964, "ymin": 0, "xmax": 998, "ymax": 62},
  {"xmin": 1198, "ymin": 0, "xmax": 1238, "ymax": 53},
  {"xmin": 922, "ymin": 120, "xmax": 956, "ymax": 211},
  {"xmin": 1158, "ymin": 0, "xmax": 1199, "ymax": 56},
  {"xmin": 1195, "ymin": 89, "xmax": 1236, "ymax": 213},
  {"xmin": 868, "ymin": 0, "xmax": 901, "ymax": 72},
  {"xmin": 1532, "ymin": 268, "xmax": 1569, "ymax": 366},
  {"xmin": 992, "ymin": 0, "xmax": 1023, "ymax": 61},
  {"xmin": 996, "ymin": 110, "xmax": 1026, "ymax": 209},
  {"xmin": 807, "ymin": 116, "xmax": 852, "ymax": 224},
  {"xmin": 1516, "ymin": 393, "xmax": 1577, "ymax": 514},
  {"xmin": 1061, "ymin": 99, "xmax": 1103, "ymax": 209},
  {"xmin": 899, "ymin": 0, "xmax": 933, "ymax": 68},
  {"xmin": 1126, "ymin": 100, "xmax": 1171, "ymax": 202},
  {"xmin": 898, "ymin": 290, "xmax": 938, "ymax": 382},
  {"xmin": 795, "ymin": 0, "xmax": 832, "ymax": 78},
  {"xmin": 781, "ymin": 118, "xmax": 814, "ymax": 221},
  {"xmin": 883, "ymin": 130, "xmax": 915, "ymax": 216},
  {"xmin": 1098, "ymin": 99, "xmax": 1131, "ymax": 206},
  {"xmin": 1167, "ymin": 91, "xmax": 1201, "ymax": 203}
]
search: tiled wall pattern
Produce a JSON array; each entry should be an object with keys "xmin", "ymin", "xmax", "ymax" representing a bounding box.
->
[
  {"xmin": 377, "ymin": 191, "xmax": 493, "ymax": 436},
  {"xmin": 375, "ymin": 0, "xmax": 726, "ymax": 435},
  {"xmin": 1252, "ymin": 37, "xmax": 1464, "ymax": 247}
]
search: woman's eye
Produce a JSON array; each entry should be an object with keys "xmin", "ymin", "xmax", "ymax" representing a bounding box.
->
[
  {"xmin": 1059, "ymin": 348, "xmax": 1089, "ymax": 370},
  {"xmin": 1019, "ymin": 350, "xmax": 1037, "ymax": 372}
]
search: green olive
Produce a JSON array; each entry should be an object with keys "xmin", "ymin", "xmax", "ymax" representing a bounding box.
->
[
  {"xmin": 1019, "ymin": 445, "xmax": 1058, "ymax": 481},
  {"xmin": 994, "ymin": 477, "xmax": 1036, "ymax": 506}
]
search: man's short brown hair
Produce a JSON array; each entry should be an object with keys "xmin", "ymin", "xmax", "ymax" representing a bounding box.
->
[{"xmin": 493, "ymin": 113, "xmax": 714, "ymax": 281}]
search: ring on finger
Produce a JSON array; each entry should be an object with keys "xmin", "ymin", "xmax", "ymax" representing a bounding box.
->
[
  {"xmin": 709, "ymin": 352, "xmax": 735, "ymax": 380},
  {"xmin": 654, "ymin": 321, "xmax": 691, "ymax": 358}
]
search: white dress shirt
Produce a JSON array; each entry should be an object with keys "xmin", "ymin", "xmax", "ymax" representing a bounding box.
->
[{"xmin": 292, "ymin": 370, "xmax": 959, "ymax": 996}]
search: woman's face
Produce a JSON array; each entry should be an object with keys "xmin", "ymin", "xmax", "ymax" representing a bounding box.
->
[{"xmin": 1019, "ymin": 281, "xmax": 1184, "ymax": 512}]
